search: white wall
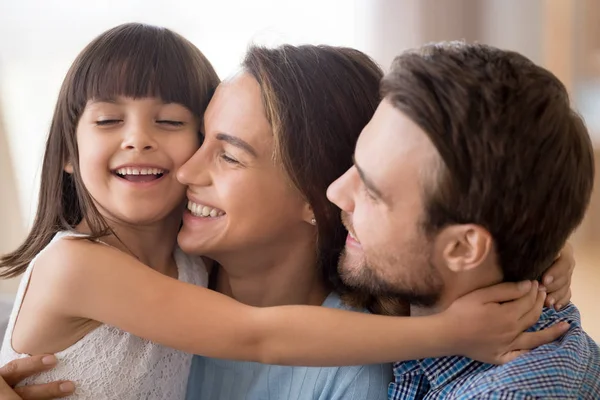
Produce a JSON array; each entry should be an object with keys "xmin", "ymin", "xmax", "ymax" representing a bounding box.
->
[{"xmin": 0, "ymin": 95, "xmax": 25, "ymax": 296}]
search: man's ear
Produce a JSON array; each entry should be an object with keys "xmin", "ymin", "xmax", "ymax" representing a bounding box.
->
[{"xmin": 436, "ymin": 224, "xmax": 493, "ymax": 273}]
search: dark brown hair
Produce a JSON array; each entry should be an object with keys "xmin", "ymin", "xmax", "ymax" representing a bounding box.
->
[
  {"xmin": 242, "ymin": 45, "xmax": 401, "ymax": 313},
  {"xmin": 0, "ymin": 23, "xmax": 220, "ymax": 278},
  {"xmin": 382, "ymin": 41, "xmax": 595, "ymax": 281}
]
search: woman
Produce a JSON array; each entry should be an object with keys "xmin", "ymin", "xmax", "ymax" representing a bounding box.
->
[{"xmin": 179, "ymin": 44, "xmax": 393, "ymax": 399}]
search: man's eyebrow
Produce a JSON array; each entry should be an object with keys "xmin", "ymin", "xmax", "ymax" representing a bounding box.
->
[
  {"xmin": 353, "ymin": 155, "xmax": 384, "ymax": 198},
  {"xmin": 216, "ymin": 133, "xmax": 258, "ymax": 157}
]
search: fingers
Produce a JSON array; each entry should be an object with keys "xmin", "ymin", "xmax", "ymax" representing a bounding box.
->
[
  {"xmin": 471, "ymin": 281, "xmax": 533, "ymax": 304},
  {"xmin": 0, "ymin": 356, "xmax": 57, "ymax": 387},
  {"xmin": 0, "ymin": 376, "xmax": 22, "ymax": 400},
  {"xmin": 545, "ymin": 278, "xmax": 571, "ymax": 309},
  {"xmin": 541, "ymin": 241, "xmax": 575, "ymax": 308},
  {"xmin": 15, "ymin": 381, "xmax": 75, "ymax": 400},
  {"xmin": 555, "ymin": 288, "xmax": 571, "ymax": 311},
  {"xmin": 543, "ymin": 272, "xmax": 570, "ymax": 294},
  {"xmin": 516, "ymin": 285, "xmax": 546, "ymax": 330},
  {"xmin": 509, "ymin": 321, "xmax": 570, "ymax": 353},
  {"xmin": 497, "ymin": 321, "xmax": 570, "ymax": 364},
  {"xmin": 495, "ymin": 349, "xmax": 529, "ymax": 364},
  {"xmin": 497, "ymin": 281, "xmax": 540, "ymax": 322}
]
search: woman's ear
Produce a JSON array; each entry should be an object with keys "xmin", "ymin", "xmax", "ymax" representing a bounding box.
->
[
  {"xmin": 302, "ymin": 203, "xmax": 316, "ymax": 226},
  {"xmin": 64, "ymin": 162, "xmax": 74, "ymax": 174}
]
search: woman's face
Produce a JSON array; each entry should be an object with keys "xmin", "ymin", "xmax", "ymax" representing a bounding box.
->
[{"xmin": 177, "ymin": 73, "xmax": 314, "ymax": 258}]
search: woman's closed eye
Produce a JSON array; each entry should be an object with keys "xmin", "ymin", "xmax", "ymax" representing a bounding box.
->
[
  {"xmin": 362, "ymin": 185, "xmax": 378, "ymax": 201},
  {"xmin": 220, "ymin": 153, "xmax": 240, "ymax": 165}
]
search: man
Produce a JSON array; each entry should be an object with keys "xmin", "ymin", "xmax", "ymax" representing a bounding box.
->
[{"xmin": 326, "ymin": 41, "xmax": 599, "ymax": 398}]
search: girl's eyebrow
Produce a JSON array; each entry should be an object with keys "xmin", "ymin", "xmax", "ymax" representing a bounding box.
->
[{"xmin": 88, "ymin": 97, "xmax": 120, "ymax": 105}]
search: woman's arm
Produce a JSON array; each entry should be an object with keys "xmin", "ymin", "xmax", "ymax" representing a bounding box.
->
[{"xmin": 28, "ymin": 238, "xmax": 567, "ymax": 367}]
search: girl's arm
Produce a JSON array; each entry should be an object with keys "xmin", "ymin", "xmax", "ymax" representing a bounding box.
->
[
  {"xmin": 541, "ymin": 242, "xmax": 575, "ymax": 309},
  {"xmin": 29, "ymin": 238, "xmax": 567, "ymax": 366}
]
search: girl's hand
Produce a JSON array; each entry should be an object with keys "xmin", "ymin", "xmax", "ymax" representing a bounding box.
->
[
  {"xmin": 541, "ymin": 242, "xmax": 575, "ymax": 310},
  {"xmin": 0, "ymin": 355, "xmax": 74, "ymax": 399},
  {"xmin": 443, "ymin": 281, "xmax": 570, "ymax": 365}
]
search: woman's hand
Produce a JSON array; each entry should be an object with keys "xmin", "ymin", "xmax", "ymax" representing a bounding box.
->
[
  {"xmin": 443, "ymin": 281, "xmax": 570, "ymax": 365},
  {"xmin": 541, "ymin": 242, "xmax": 575, "ymax": 310},
  {"xmin": 0, "ymin": 355, "xmax": 74, "ymax": 399}
]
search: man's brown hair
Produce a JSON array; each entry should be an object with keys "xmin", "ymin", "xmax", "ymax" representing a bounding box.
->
[{"xmin": 382, "ymin": 41, "xmax": 595, "ymax": 281}]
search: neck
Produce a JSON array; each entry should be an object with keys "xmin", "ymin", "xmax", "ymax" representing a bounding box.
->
[
  {"xmin": 411, "ymin": 261, "xmax": 503, "ymax": 318},
  {"xmin": 77, "ymin": 207, "xmax": 182, "ymax": 276},
  {"xmin": 213, "ymin": 236, "xmax": 329, "ymax": 307}
]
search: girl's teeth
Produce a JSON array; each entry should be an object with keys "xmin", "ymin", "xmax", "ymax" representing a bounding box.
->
[
  {"xmin": 187, "ymin": 201, "xmax": 225, "ymax": 218},
  {"xmin": 116, "ymin": 167, "xmax": 165, "ymax": 176}
]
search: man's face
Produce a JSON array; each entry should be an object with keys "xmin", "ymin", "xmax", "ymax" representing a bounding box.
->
[{"xmin": 327, "ymin": 99, "xmax": 445, "ymax": 307}]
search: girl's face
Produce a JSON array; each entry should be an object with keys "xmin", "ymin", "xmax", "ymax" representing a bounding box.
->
[
  {"xmin": 176, "ymin": 73, "xmax": 314, "ymax": 258},
  {"xmin": 74, "ymin": 96, "xmax": 200, "ymax": 226}
]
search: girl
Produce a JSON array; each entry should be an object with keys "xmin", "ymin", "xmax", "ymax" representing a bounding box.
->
[{"xmin": 0, "ymin": 23, "xmax": 571, "ymax": 399}]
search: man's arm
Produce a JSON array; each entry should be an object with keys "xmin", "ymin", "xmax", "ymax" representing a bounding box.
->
[{"xmin": 0, "ymin": 355, "xmax": 74, "ymax": 399}]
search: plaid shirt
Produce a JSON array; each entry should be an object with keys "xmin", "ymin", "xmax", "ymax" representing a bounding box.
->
[{"xmin": 389, "ymin": 304, "xmax": 600, "ymax": 399}]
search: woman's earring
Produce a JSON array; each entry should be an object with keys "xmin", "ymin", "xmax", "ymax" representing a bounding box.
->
[{"xmin": 310, "ymin": 218, "xmax": 317, "ymax": 225}]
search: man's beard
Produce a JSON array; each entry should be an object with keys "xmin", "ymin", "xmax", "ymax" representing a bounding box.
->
[{"xmin": 338, "ymin": 246, "xmax": 444, "ymax": 308}]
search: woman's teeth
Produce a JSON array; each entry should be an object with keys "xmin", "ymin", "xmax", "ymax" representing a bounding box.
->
[{"xmin": 187, "ymin": 201, "xmax": 225, "ymax": 218}]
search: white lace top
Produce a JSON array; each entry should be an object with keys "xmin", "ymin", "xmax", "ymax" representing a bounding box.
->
[{"xmin": 0, "ymin": 231, "xmax": 208, "ymax": 399}]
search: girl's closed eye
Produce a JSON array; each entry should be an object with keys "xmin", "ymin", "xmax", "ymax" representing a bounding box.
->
[
  {"xmin": 157, "ymin": 120, "xmax": 185, "ymax": 127},
  {"xmin": 95, "ymin": 119, "xmax": 122, "ymax": 127}
]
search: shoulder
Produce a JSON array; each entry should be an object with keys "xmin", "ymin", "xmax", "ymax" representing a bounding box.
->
[
  {"xmin": 461, "ymin": 390, "xmax": 537, "ymax": 400},
  {"xmin": 321, "ymin": 363, "xmax": 391, "ymax": 400},
  {"xmin": 32, "ymin": 236, "xmax": 138, "ymax": 309},
  {"xmin": 455, "ymin": 307, "xmax": 600, "ymax": 399},
  {"xmin": 34, "ymin": 235, "xmax": 100, "ymax": 282},
  {"xmin": 35, "ymin": 235, "xmax": 130, "ymax": 280},
  {"xmin": 190, "ymin": 356, "xmax": 390, "ymax": 400}
]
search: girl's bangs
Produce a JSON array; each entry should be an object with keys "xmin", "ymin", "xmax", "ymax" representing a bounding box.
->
[{"xmin": 66, "ymin": 26, "xmax": 213, "ymax": 117}]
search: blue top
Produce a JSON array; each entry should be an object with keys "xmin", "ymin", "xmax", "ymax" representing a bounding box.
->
[
  {"xmin": 389, "ymin": 303, "xmax": 600, "ymax": 399},
  {"xmin": 186, "ymin": 292, "xmax": 391, "ymax": 400}
]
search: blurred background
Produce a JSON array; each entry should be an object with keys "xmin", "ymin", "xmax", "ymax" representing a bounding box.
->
[{"xmin": 0, "ymin": 0, "xmax": 598, "ymax": 340}]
